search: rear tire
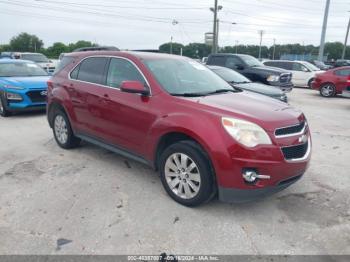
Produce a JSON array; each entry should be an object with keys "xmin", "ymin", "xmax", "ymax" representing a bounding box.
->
[
  {"xmin": 159, "ymin": 140, "xmax": 215, "ymax": 207},
  {"xmin": 0, "ymin": 94, "xmax": 11, "ymax": 117},
  {"xmin": 52, "ymin": 109, "xmax": 81, "ymax": 149},
  {"xmin": 320, "ymin": 83, "xmax": 336, "ymax": 97},
  {"xmin": 307, "ymin": 78, "xmax": 314, "ymax": 89}
]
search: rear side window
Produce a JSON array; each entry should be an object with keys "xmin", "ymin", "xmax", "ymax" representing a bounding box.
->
[
  {"xmin": 207, "ymin": 56, "xmax": 226, "ymax": 66},
  {"xmin": 106, "ymin": 58, "xmax": 145, "ymax": 88},
  {"xmin": 54, "ymin": 56, "xmax": 74, "ymax": 75},
  {"xmin": 335, "ymin": 69, "xmax": 350, "ymax": 76},
  {"xmin": 75, "ymin": 57, "xmax": 109, "ymax": 85}
]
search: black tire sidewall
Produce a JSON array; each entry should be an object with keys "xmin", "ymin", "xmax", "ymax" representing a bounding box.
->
[
  {"xmin": 320, "ymin": 84, "xmax": 335, "ymax": 97},
  {"xmin": 159, "ymin": 141, "xmax": 214, "ymax": 207},
  {"xmin": 52, "ymin": 109, "xmax": 79, "ymax": 149},
  {"xmin": 0, "ymin": 93, "xmax": 10, "ymax": 117},
  {"xmin": 308, "ymin": 78, "xmax": 314, "ymax": 89}
]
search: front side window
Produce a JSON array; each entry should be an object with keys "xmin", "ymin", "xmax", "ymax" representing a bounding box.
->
[
  {"xmin": 0, "ymin": 62, "xmax": 48, "ymax": 77},
  {"xmin": 240, "ymin": 55, "xmax": 262, "ymax": 67},
  {"xmin": 207, "ymin": 56, "xmax": 226, "ymax": 66},
  {"xmin": 106, "ymin": 58, "xmax": 145, "ymax": 88},
  {"xmin": 292, "ymin": 63, "xmax": 308, "ymax": 72},
  {"xmin": 144, "ymin": 58, "xmax": 233, "ymax": 95},
  {"xmin": 225, "ymin": 57, "xmax": 243, "ymax": 69},
  {"xmin": 76, "ymin": 57, "xmax": 108, "ymax": 85}
]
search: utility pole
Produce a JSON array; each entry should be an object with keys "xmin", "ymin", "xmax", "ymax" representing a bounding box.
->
[
  {"xmin": 258, "ymin": 30, "xmax": 264, "ymax": 60},
  {"xmin": 212, "ymin": 0, "xmax": 218, "ymax": 53},
  {"xmin": 170, "ymin": 36, "xmax": 173, "ymax": 54},
  {"xmin": 318, "ymin": 0, "xmax": 330, "ymax": 61},
  {"xmin": 272, "ymin": 38, "xmax": 276, "ymax": 60},
  {"xmin": 342, "ymin": 14, "xmax": 350, "ymax": 59},
  {"xmin": 216, "ymin": 19, "xmax": 220, "ymax": 51}
]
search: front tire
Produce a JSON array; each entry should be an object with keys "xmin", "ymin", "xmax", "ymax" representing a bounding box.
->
[
  {"xmin": 52, "ymin": 109, "xmax": 81, "ymax": 149},
  {"xmin": 0, "ymin": 94, "xmax": 11, "ymax": 117},
  {"xmin": 307, "ymin": 78, "xmax": 314, "ymax": 89},
  {"xmin": 320, "ymin": 83, "xmax": 336, "ymax": 97},
  {"xmin": 159, "ymin": 141, "xmax": 215, "ymax": 207}
]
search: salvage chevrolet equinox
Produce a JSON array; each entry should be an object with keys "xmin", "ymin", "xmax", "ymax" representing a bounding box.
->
[{"xmin": 47, "ymin": 51, "xmax": 311, "ymax": 206}]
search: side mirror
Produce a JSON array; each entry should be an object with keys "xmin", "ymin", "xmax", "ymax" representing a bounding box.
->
[
  {"xmin": 236, "ymin": 64, "xmax": 245, "ymax": 70},
  {"xmin": 120, "ymin": 81, "xmax": 150, "ymax": 96},
  {"xmin": 302, "ymin": 67, "xmax": 309, "ymax": 72}
]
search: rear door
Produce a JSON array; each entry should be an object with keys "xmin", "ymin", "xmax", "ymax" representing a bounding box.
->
[{"xmin": 68, "ymin": 56, "xmax": 109, "ymax": 136}]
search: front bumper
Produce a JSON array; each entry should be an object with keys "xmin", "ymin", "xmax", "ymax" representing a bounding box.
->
[
  {"xmin": 269, "ymin": 82, "xmax": 293, "ymax": 93},
  {"xmin": 2, "ymin": 89, "xmax": 47, "ymax": 112},
  {"xmin": 219, "ymin": 174, "xmax": 302, "ymax": 203}
]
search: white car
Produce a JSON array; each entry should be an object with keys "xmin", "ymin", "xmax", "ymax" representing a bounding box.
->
[
  {"xmin": 14, "ymin": 52, "xmax": 56, "ymax": 74},
  {"xmin": 263, "ymin": 60, "xmax": 324, "ymax": 88}
]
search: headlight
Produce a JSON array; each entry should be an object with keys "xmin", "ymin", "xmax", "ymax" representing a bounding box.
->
[
  {"xmin": 222, "ymin": 117, "xmax": 272, "ymax": 147},
  {"xmin": 6, "ymin": 92, "xmax": 23, "ymax": 101},
  {"xmin": 4, "ymin": 84, "xmax": 24, "ymax": 90},
  {"xmin": 267, "ymin": 75, "xmax": 280, "ymax": 82}
]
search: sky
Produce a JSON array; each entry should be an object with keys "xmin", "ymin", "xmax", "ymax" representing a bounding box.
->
[{"xmin": 0, "ymin": 0, "xmax": 349, "ymax": 49}]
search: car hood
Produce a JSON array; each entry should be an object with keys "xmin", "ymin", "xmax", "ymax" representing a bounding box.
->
[
  {"xmin": 183, "ymin": 92, "xmax": 303, "ymax": 131},
  {"xmin": 234, "ymin": 82, "xmax": 283, "ymax": 96},
  {"xmin": 250, "ymin": 65, "xmax": 290, "ymax": 75},
  {"xmin": 0, "ymin": 76, "xmax": 50, "ymax": 89}
]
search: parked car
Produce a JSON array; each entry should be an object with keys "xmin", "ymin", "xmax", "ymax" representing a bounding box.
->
[
  {"xmin": 206, "ymin": 53, "xmax": 293, "ymax": 92},
  {"xmin": 310, "ymin": 60, "xmax": 332, "ymax": 70},
  {"xmin": 0, "ymin": 59, "xmax": 49, "ymax": 117},
  {"xmin": 311, "ymin": 66, "xmax": 350, "ymax": 97},
  {"xmin": 263, "ymin": 60, "xmax": 323, "ymax": 88},
  {"xmin": 334, "ymin": 59, "xmax": 350, "ymax": 68},
  {"xmin": 47, "ymin": 51, "xmax": 311, "ymax": 206},
  {"xmin": 208, "ymin": 65, "xmax": 288, "ymax": 102},
  {"xmin": 13, "ymin": 52, "xmax": 56, "ymax": 74}
]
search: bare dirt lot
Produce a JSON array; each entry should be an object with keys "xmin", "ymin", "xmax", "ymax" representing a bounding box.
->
[{"xmin": 0, "ymin": 88, "xmax": 349, "ymax": 255}]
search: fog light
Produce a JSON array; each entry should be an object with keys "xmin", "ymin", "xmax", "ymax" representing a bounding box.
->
[
  {"xmin": 6, "ymin": 92, "xmax": 22, "ymax": 101},
  {"xmin": 242, "ymin": 169, "xmax": 271, "ymax": 183}
]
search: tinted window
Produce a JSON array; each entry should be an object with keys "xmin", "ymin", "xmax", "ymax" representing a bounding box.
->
[
  {"xmin": 266, "ymin": 61, "xmax": 292, "ymax": 70},
  {"xmin": 207, "ymin": 56, "xmax": 226, "ymax": 66},
  {"xmin": 70, "ymin": 64, "xmax": 80, "ymax": 79},
  {"xmin": 76, "ymin": 57, "xmax": 108, "ymax": 84},
  {"xmin": 212, "ymin": 68, "xmax": 251, "ymax": 83},
  {"xmin": 106, "ymin": 58, "xmax": 145, "ymax": 88},
  {"xmin": 335, "ymin": 69, "xmax": 350, "ymax": 76},
  {"xmin": 21, "ymin": 53, "xmax": 49, "ymax": 63},
  {"xmin": 225, "ymin": 56, "xmax": 243, "ymax": 69}
]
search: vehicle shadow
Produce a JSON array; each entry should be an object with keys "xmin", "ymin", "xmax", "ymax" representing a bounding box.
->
[{"xmin": 7, "ymin": 110, "xmax": 46, "ymax": 119}]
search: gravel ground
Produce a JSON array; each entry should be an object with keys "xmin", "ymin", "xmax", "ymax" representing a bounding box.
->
[{"xmin": 0, "ymin": 88, "xmax": 349, "ymax": 255}]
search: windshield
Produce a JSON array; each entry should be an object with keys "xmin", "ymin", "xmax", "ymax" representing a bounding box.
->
[
  {"xmin": 302, "ymin": 61, "xmax": 320, "ymax": 71},
  {"xmin": 212, "ymin": 68, "xmax": 251, "ymax": 83},
  {"xmin": 144, "ymin": 58, "xmax": 234, "ymax": 96},
  {"xmin": 21, "ymin": 54, "xmax": 49, "ymax": 63},
  {"xmin": 240, "ymin": 55, "xmax": 263, "ymax": 67},
  {"xmin": 0, "ymin": 62, "xmax": 48, "ymax": 77}
]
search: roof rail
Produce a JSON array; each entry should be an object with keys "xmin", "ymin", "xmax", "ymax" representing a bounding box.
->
[{"xmin": 73, "ymin": 46, "xmax": 120, "ymax": 52}]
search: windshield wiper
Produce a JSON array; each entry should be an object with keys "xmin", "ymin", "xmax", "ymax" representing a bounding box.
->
[
  {"xmin": 171, "ymin": 92, "xmax": 209, "ymax": 97},
  {"xmin": 233, "ymin": 81, "xmax": 251, "ymax": 84}
]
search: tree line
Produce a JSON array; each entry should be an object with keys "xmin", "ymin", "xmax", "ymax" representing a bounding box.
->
[
  {"xmin": 1, "ymin": 32, "xmax": 349, "ymax": 61},
  {"xmin": 159, "ymin": 42, "xmax": 350, "ymax": 61}
]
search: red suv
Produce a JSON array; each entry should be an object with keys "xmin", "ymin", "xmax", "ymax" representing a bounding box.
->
[
  {"xmin": 312, "ymin": 66, "xmax": 350, "ymax": 97},
  {"xmin": 47, "ymin": 51, "xmax": 311, "ymax": 206}
]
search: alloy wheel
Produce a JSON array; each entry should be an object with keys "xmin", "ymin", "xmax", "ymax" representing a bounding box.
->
[
  {"xmin": 321, "ymin": 84, "xmax": 335, "ymax": 97},
  {"xmin": 164, "ymin": 153, "xmax": 201, "ymax": 199},
  {"xmin": 54, "ymin": 115, "xmax": 68, "ymax": 145}
]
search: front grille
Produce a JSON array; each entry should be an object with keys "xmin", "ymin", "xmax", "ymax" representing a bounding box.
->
[
  {"xmin": 26, "ymin": 90, "xmax": 47, "ymax": 103},
  {"xmin": 281, "ymin": 141, "xmax": 308, "ymax": 160},
  {"xmin": 279, "ymin": 73, "xmax": 292, "ymax": 84},
  {"xmin": 275, "ymin": 121, "xmax": 305, "ymax": 137}
]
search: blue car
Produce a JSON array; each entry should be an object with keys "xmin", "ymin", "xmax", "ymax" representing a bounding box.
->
[{"xmin": 0, "ymin": 59, "xmax": 50, "ymax": 117}]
